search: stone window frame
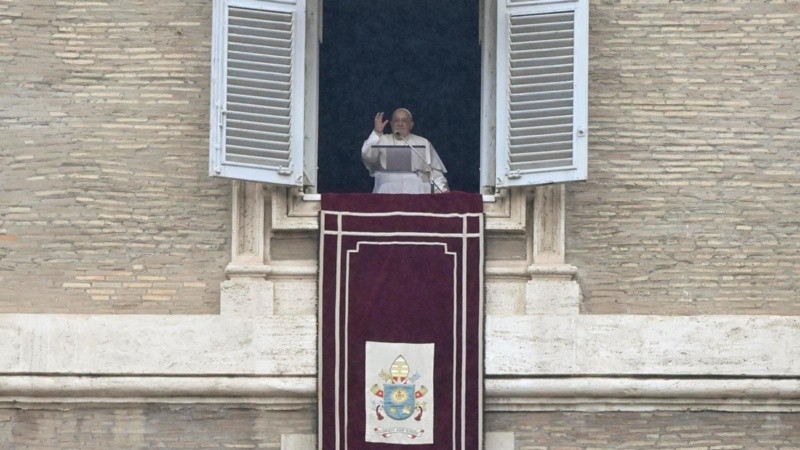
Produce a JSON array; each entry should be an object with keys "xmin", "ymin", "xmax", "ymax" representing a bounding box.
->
[
  {"xmin": 208, "ymin": 0, "xmax": 590, "ymax": 193},
  {"xmin": 226, "ymin": 184, "xmax": 571, "ymax": 281}
]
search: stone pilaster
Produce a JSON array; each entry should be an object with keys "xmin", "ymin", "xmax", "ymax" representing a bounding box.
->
[
  {"xmin": 221, "ymin": 181, "xmax": 273, "ymax": 315},
  {"xmin": 526, "ymin": 185, "xmax": 580, "ymax": 315}
]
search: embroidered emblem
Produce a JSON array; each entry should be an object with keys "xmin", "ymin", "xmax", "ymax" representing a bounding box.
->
[{"xmin": 369, "ymin": 355, "xmax": 428, "ymax": 424}]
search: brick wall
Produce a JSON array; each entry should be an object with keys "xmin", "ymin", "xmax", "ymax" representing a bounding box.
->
[
  {"xmin": 486, "ymin": 411, "xmax": 800, "ymax": 448},
  {"xmin": 568, "ymin": 0, "xmax": 800, "ymax": 314},
  {"xmin": 0, "ymin": 1, "xmax": 228, "ymax": 313},
  {"xmin": 0, "ymin": 404, "xmax": 315, "ymax": 449},
  {"xmin": 1, "ymin": 406, "xmax": 797, "ymax": 449},
  {"xmin": 3, "ymin": 0, "xmax": 799, "ymax": 316}
]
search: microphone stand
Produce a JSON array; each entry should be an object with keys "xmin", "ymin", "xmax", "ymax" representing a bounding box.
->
[{"xmin": 395, "ymin": 133, "xmax": 444, "ymax": 194}]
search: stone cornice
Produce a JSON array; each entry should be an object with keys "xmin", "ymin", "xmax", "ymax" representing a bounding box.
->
[
  {"xmin": 2, "ymin": 375, "xmax": 799, "ymax": 412},
  {"xmin": 484, "ymin": 377, "xmax": 800, "ymax": 412}
]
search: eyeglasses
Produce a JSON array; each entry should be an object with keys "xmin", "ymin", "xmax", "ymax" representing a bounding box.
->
[{"xmin": 392, "ymin": 118, "xmax": 411, "ymax": 124}]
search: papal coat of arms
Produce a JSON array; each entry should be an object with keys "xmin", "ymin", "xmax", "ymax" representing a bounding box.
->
[{"xmin": 369, "ymin": 354, "xmax": 429, "ymax": 437}]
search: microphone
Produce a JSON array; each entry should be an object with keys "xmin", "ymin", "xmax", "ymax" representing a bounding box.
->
[{"xmin": 395, "ymin": 133, "xmax": 443, "ymax": 194}]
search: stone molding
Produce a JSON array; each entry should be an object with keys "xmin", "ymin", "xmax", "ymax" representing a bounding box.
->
[
  {"xmin": 272, "ymin": 186, "xmax": 320, "ymax": 231},
  {"xmin": 234, "ymin": 185, "xmax": 562, "ymax": 282},
  {"xmin": 225, "ymin": 260, "xmax": 317, "ymax": 279},
  {"xmin": 485, "ymin": 377, "xmax": 800, "ymax": 412},
  {"xmin": 485, "ymin": 261, "xmax": 577, "ymax": 280},
  {"xmin": 0, "ymin": 375, "xmax": 315, "ymax": 406},
  {"xmin": 268, "ymin": 186, "xmax": 531, "ymax": 232},
  {"xmin": 2, "ymin": 375, "xmax": 799, "ymax": 412}
]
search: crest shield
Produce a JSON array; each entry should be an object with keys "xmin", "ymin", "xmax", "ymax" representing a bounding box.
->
[{"xmin": 383, "ymin": 384, "xmax": 416, "ymax": 420}]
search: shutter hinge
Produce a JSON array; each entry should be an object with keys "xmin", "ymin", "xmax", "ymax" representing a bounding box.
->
[
  {"xmin": 507, "ymin": 170, "xmax": 521, "ymax": 180},
  {"xmin": 213, "ymin": 103, "xmax": 225, "ymax": 174},
  {"xmin": 213, "ymin": 146, "xmax": 222, "ymax": 174}
]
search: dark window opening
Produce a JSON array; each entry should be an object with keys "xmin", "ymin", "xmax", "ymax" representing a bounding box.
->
[{"xmin": 317, "ymin": 0, "xmax": 481, "ymax": 193}]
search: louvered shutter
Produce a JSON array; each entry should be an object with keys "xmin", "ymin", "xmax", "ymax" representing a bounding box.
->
[
  {"xmin": 495, "ymin": 0, "xmax": 588, "ymax": 187},
  {"xmin": 209, "ymin": 0, "xmax": 306, "ymax": 186}
]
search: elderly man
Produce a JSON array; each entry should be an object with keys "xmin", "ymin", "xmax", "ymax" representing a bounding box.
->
[{"xmin": 361, "ymin": 108, "xmax": 449, "ymax": 194}]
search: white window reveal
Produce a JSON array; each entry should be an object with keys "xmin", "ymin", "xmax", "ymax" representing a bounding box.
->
[
  {"xmin": 209, "ymin": 0, "xmax": 306, "ymax": 186},
  {"xmin": 495, "ymin": 0, "xmax": 588, "ymax": 188}
]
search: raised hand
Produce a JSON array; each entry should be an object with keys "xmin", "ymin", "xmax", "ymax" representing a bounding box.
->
[{"xmin": 374, "ymin": 112, "xmax": 388, "ymax": 135}]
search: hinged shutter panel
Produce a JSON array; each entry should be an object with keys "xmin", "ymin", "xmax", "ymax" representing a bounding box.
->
[
  {"xmin": 496, "ymin": 0, "xmax": 587, "ymax": 188},
  {"xmin": 209, "ymin": 0, "xmax": 306, "ymax": 186}
]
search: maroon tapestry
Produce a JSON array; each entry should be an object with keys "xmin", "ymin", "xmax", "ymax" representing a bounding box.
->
[{"xmin": 319, "ymin": 193, "xmax": 484, "ymax": 450}]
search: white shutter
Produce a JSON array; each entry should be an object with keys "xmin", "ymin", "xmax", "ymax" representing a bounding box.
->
[
  {"xmin": 209, "ymin": 0, "xmax": 306, "ymax": 186},
  {"xmin": 495, "ymin": 0, "xmax": 588, "ymax": 187}
]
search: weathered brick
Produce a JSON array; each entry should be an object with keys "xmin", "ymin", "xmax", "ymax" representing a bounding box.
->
[
  {"xmin": 568, "ymin": 0, "xmax": 800, "ymax": 315},
  {"xmin": 487, "ymin": 412, "xmax": 800, "ymax": 448},
  {"xmin": 0, "ymin": 404, "xmax": 315, "ymax": 449},
  {"xmin": 0, "ymin": 0, "xmax": 227, "ymax": 314}
]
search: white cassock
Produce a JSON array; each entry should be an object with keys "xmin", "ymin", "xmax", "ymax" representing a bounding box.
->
[{"xmin": 361, "ymin": 131, "xmax": 449, "ymax": 194}]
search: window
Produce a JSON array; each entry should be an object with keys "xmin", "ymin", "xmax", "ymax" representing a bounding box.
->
[
  {"xmin": 209, "ymin": 0, "xmax": 588, "ymax": 193},
  {"xmin": 316, "ymin": 1, "xmax": 481, "ymax": 193}
]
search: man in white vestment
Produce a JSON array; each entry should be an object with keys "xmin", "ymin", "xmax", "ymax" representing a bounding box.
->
[{"xmin": 361, "ymin": 108, "xmax": 449, "ymax": 194}]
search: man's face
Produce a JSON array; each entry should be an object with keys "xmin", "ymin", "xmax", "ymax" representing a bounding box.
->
[{"xmin": 391, "ymin": 111, "xmax": 414, "ymax": 137}]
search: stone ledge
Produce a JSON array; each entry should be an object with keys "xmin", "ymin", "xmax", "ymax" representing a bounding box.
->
[
  {"xmin": 272, "ymin": 187, "xmax": 530, "ymax": 231},
  {"xmin": 225, "ymin": 261, "xmax": 318, "ymax": 279},
  {"xmin": 486, "ymin": 377, "xmax": 800, "ymax": 411},
  {"xmin": 0, "ymin": 375, "xmax": 316, "ymax": 404},
  {"xmin": 1, "ymin": 314, "xmax": 798, "ymax": 376},
  {"xmin": 485, "ymin": 315, "xmax": 800, "ymax": 376},
  {"xmin": 2, "ymin": 375, "xmax": 799, "ymax": 412}
]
